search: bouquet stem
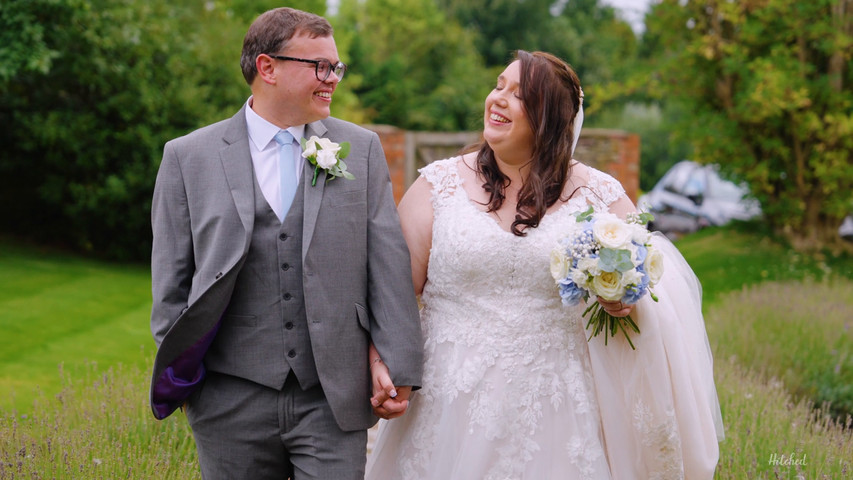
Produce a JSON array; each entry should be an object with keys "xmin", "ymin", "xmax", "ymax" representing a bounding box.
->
[{"xmin": 583, "ymin": 302, "xmax": 641, "ymax": 350}]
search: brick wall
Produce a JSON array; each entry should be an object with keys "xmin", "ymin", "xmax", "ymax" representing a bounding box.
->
[
  {"xmin": 365, "ymin": 125, "xmax": 409, "ymax": 205},
  {"xmin": 574, "ymin": 129, "xmax": 641, "ymax": 203},
  {"xmin": 366, "ymin": 125, "xmax": 640, "ymax": 205}
]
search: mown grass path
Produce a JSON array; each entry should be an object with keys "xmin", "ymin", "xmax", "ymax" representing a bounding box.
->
[{"xmin": 0, "ymin": 240, "xmax": 153, "ymax": 412}]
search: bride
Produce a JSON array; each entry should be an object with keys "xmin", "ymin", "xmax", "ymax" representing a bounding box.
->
[{"xmin": 366, "ymin": 50, "xmax": 724, "ymax": 479}]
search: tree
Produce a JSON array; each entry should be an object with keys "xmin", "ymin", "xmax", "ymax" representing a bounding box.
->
[
  {"xmin": 645, "ymin": 0, "xmax": 853, "ymax": 250},
  {"xmin": 436, "ymin": 0, "xmax": 638, "ymax": 84},
  {"xmin": 0, "ymin": 0, "xmax": 250, "ymax": 259},
  {"xmin": 334, "ymin": 0, "xmax": 494, "ymax": 130},
  {"xmin": 331, "ymin": 0, "xmax": 641, "ymax": 131},
  {"xmin": 435, "ymin": 0, "xmax": 648, "ymax": 162},
  {"xmin": 551, "ymin": 0, "xmax": 638, "ymax": 86},
  {"xmin": 436, "ymin": 0, "xmax": 559, "ymax": 66},
  {"xmin": 211, "ymin": 0, "xmax": 327, "ymax": 23}
]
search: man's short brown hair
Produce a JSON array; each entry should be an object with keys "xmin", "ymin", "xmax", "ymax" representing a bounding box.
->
[{"xmin": 240, "ymin": 7, "xmax": 333, "ymax": 85}]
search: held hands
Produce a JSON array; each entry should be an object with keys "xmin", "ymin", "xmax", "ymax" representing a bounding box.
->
[
  {"xmin": 369, "ymin": 358, "xmax": 412, "ymax": 420},
  {"xmin": 597, "ymin": 297, "xmax": 635, "ymax": 317}
]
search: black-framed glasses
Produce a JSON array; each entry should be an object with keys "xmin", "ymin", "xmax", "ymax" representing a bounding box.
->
[{"xmin": 267, "ymin": 55, "xmax": 347, "ymax": 82}]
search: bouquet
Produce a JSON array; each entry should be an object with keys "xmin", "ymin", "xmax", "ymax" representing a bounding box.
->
[{"xmin": 550, "ymin": 206, "xmax": 663, "ymax": 349}]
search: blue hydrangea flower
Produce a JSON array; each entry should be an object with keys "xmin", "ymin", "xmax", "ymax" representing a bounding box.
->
[
  {"xmin": 633, "ymin": 243, "xmax": 647, "ymax": 264},
  {"xmin": 558, "ymin": 278, "xmax": 586, "ymax": 306},
  {"xmin": 621, "ymin": 269, "xmax": 650, "ymax": 305}
]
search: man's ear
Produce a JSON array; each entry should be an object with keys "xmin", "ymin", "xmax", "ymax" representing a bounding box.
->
[{"xmin": 256, "ymin": 54, "xmax": 277, "ymax": 85}]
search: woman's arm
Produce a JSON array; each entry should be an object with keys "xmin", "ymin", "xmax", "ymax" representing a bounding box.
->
[{"xmin": 396, "ymin": 175, "xmax": 434, "ymax": 295}]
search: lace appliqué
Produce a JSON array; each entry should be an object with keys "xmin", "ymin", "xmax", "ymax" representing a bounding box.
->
[
  {"xmin": 567, "ymin": 435, "xmax": 606, "ymax": 480},
  {"xmin": 583, "ymin": 165, "xmax": 626, "ymax": 207},
  {"xmin": 633, "ymin": 397, "xmax": 684, "ymax": 480},
  {"xmin": 419, "ymin": 158, "xmax": 461, "ymax": 209}
]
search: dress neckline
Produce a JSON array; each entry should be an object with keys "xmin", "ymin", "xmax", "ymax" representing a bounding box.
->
[{"xmin": 447, "ymin": 157, "xmax": 581, "ymax": 236}]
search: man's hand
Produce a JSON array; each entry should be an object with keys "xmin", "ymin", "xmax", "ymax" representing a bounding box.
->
[{"xmin": 370, "ymin": 358, "xmax": 412, "ymax": 419}]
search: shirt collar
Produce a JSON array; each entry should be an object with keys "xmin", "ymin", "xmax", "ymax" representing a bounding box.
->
[{"xmin": 245, "ymin": 97, "xmax": 307, "ymax": 150}]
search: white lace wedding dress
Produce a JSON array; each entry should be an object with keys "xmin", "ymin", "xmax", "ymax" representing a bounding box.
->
[{"xmin": 366, "ymin": 158, "xmax": 724, "ymax": 480}]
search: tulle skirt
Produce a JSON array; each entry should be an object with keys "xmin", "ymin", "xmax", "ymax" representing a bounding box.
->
[{"xmin": 367, "ymin": 233, "xmax": 723, "ymax": 479}]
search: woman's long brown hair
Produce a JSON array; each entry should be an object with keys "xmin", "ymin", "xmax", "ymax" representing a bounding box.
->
[{"xmin": 472, "ymin": 50, "xmax": 583, "ymax": 236}]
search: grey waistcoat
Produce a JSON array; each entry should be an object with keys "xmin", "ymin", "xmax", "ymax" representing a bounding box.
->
[{"xmin": 204, "ymin": 170, "xmax": 320, "ymax": 390}]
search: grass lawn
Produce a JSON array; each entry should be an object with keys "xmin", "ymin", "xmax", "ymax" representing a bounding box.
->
[
  {"xmin": 673, "ymin": 222, "xmax": 853, "ymax": 305},
  {"xmin": 0, "ymin": 239, "xmax": 154, "ymax": 412}
]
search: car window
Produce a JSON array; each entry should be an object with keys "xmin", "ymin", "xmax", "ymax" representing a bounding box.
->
[
  {"xmin": 661, "ymin": 162, "xmax": 697, "ymax": 194},
  {"xmin": 682, "ymin": 169, "xmax": 706, "ymax": 197},
  {"xmin": 707, "ymin": 172, "xmax": 746, "ymax": 200}
]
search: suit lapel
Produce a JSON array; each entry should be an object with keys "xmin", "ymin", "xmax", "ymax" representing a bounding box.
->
[
  {"xmin": 301, "ymin": 120, "xmax": 329, "ymax": 258},
  {"xmin": 219, "ymin": 106, "xmax": 255, "ymax": 246}
]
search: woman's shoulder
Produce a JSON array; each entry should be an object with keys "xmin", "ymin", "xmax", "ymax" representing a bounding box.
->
[
  {"xmin": 566, "ymin": 161, "xmax": 627, "ymax": 205},
  {"xmin": 569, "ymin": 161, "xmax": 618, "ymax": 183},
  {"xmin": 418, "ymin": 156, "xmax": 466, "ymax": 186},
  {"xmin": 419, "ymin": 155, "xmax": 463, "ymax": 172}
]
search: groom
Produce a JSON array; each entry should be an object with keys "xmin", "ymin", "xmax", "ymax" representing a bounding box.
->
[{"xmin": 148, "ymin": 7, "xmax": 423, "ymax": 479}]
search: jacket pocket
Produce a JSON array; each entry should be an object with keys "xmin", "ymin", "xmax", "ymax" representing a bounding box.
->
[
  {"xmin": 355, "ymin": 303, "xmax": 370, "ymax": 332},
  {"xmin": 330, "ymin": 188, "xmax": 367, "ymax": 207}
]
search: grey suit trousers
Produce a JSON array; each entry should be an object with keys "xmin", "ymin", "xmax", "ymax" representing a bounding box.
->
[{"xmin": 187, "ymin": 372, "xmax": 367, "ymax": 480}]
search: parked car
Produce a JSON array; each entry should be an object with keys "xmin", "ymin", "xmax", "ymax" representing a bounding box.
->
[{"xmin": 637, "ymin": 160, "xmax": 761, "ymax": 237}]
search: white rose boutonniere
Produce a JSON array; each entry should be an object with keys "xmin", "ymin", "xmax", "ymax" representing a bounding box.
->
[{"xmin": 300, "ymin": 136, "xmax": 355, "ymax": 186}]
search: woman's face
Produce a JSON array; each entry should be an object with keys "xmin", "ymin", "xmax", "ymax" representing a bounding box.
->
[{"xmin": 483, "ymin": 60, "xmax": 535, "ymax": 162}]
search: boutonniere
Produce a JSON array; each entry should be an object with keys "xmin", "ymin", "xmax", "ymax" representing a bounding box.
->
[{"xmin": 300, "ymin": 136, "xmax": 355, "ymax": 186}]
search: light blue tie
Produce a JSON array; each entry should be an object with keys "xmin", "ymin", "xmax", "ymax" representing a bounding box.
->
[{"xmin": 274, "ymin": 130, "xmax": 297, "ymax": 221}]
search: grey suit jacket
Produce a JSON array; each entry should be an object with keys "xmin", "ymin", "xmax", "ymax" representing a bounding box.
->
[{"xmin": 149, "ymin": 106, "xmax": 423, "ymax": 430}]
